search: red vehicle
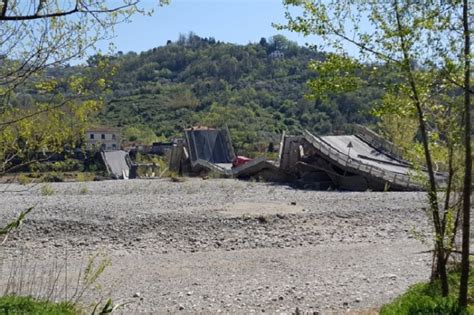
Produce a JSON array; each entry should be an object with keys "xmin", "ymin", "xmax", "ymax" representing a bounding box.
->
[{"xmin": 232, "ymin": 155, "xmax": 253, "ymax": 168}]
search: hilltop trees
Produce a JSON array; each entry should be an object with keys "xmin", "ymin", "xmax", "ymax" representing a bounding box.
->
[
  {"xmin": 5, "ymin": 31, "xmax": 400, "ymax": 155},
  {"xmin": 90, "ymin": 34, "xmax": 386, "ymax": 153}
]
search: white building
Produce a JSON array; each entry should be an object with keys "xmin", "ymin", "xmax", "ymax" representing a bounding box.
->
[
  {"xmin": 269, "ymin": 50, "xmax": 285, "ymax": 59},
  {"xmin": 85, "ymin": 127, "xmax": 121, "ymax": 151}
]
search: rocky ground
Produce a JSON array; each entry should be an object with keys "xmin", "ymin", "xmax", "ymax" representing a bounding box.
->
[{"xmin": 0, "ymin": 178, "xmax": 435, "ymax": 314}]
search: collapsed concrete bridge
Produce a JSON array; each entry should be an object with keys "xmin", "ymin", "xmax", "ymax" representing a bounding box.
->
[
  {"xmin": 169, "ymin": 127, "xmax": 279, "ymax": 179},
  {"xmin": 169, "ymin": 125, "xmax": 446, "ymax": 191},
  {"xmin": 101, "ymin": 150, "xmax": 133, "ymax": 179}
]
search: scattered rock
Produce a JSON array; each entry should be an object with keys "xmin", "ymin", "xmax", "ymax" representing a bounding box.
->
[
  {"xmin": 0, "ymin": 179, "xmax": 431, "ymax": 314},
  {"xmin": 384, "ymin": 274, "xmax": 398, "ymax": 280}
]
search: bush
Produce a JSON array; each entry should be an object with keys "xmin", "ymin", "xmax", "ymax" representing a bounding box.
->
[
  {"xmin": 76, "ymin": 172, "xmax": 96, "ymax": 182},
  {"xmin": 380, "ymin": 261, "xmax": 474, "ymax": 315},
  {"xmin": 28, "ymin": 161, "xmax": 48, "ymax": 173},
  {"xmin": 17, "ymin": 174, "xmax": 31, "ymax": 185},
  {"xmin": 79, "ymin": 185, "xmax": 88, "ymax": 195},
  {"xmin": 40, "ymin": 184, "xmax": 55, "ymax": 196},
  {"xmin": 28, "ymin": 159, "xmax": 83, "ymax": 173},
  {"xmin": 0, "ymin": 295, "xmax": 77, "ymax": 315},
  {"xmin": 50, "ymin": 160, "xmax": 82, "ymax": 172},
  {"xmin": 380, "ymin": 283, "xmax": 464, "ymax": 315},
  {"xmin": 41, "ymin": 172, "xmax": 64, "ymax": 182},
  {"xmin": 1, "ymin": 253, "xmax": 117, "ymax": 314}
]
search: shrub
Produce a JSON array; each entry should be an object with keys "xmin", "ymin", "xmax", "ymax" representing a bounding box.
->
[
  {"xmin": 380, "ymin": 283, "xmax": 463, "ymax": 315},
  {"xmin": 29, "ymin": 160, "xmax": 83, "ymax": 173},
  {"xmin": 2, "ymin": 252, "xmax": 117, "ymax": 314},
  {"xmin": 28, "ymin": 159, "xmax": 84, "ymax": 173},
  {"xmin": 41, "ymin": 172, "xmax": 64, "ymax": 182},
  {"xmin": 51, "ymin": 160, "xmax": 82, "ymax": 172},
  {"xmin": 79, "ymin": 185, "xmax": 88, "ymax": 195},
  {"xmin": 28, "ymin": 161, "xmax": 45, "ymax": 173},
  {"xmin": 40, "ymin": 184, "xmax": 54, "ymax": 196},
  {"xmin": 17, "ymin": 174, "xmax": 31, "ymax": 185},
  {"xmin": 380, "ymin": 262, "xmax": 474, "ymax": 315},
  {"xmin": 76, "ymin": 172, "xmax": 95, "ymax": 182}
]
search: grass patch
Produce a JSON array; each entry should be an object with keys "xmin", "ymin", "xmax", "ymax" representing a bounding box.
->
[
  {"xmin": 17, "ymin": 174, "xmax": 32, "ymax": 185},
  {"xmin": 380, "ymin": 261, "xmax": 474, "ymax": 315},
  {"xmin": 40, "ymin": 184, "xmax": 54, "ymax": 196},
  {"xmin": 79, "ymin": 185, "xmax": 88, "ymax": 195},
  {"xmin": 76, "ymin": 172, "xmax": 96, "ymax": 182},
  {"xmin": 0, "ymin": 295, "xmax": 78, "ymax": 314},
  {"xmin": 14, "ymin": 171, "xmax": 97, "ymax": 184},
  {"xmin": 0, "ymin": 253, "xmax": 116, "ymax": 314}
]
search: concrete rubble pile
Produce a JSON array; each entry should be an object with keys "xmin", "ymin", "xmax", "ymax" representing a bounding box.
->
[
  {"xmin": 101, "ymin": 150, "xmax": 134, "ymax": 180},
  {"xmin": 169, "ymin": 125, "xmax": 447, "ymax": 191}
]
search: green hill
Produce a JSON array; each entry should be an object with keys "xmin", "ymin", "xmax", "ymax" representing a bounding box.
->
[
  {"xmin": 89, "ymin": 34, "xmax": 381, "ymax": 154},
  {"xmin": 8, "ymin": 34, "xmax": 384, "ymax": 155}
]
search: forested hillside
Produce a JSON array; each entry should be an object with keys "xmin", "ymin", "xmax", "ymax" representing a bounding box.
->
[{"xmin": 84, "ymin": 34, "xmax": 384, "ymax": 154}]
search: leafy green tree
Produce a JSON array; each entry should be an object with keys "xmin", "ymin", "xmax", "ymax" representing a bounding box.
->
[
  {"xmin": 0, "ymin": 1, "xmax": 170, "ymax": 173},
  {"xmin": 268, "ymin": 34, "xmax": 298, "ymax": 53},
  {"xmin": 123, "ymin": 125, "xmax": 164, "ymax": 145},
  {"xmin": 280, "ymin": 0, "xmax": 471, "ymax": 305},
  {"xmin": 0, "ymin": 0, "xmax": 169, "ymax": 247},
  {"xmin": 0, "ymin": 1, "xmax": 167, "ymax": 97}
]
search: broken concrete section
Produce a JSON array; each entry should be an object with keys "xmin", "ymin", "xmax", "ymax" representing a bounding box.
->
[
  {"xmin": 101, "ymin": 150, "xmax": 133, "ymax": 179},
  {"xmin": 299, "ymin": 131, "xmax": 418, "ymax": 191},
  {"xmin": 170, "ymin": 127, "xmax": 280, "ymax": 179},
  {"xmin": 185, "ymin": 127, "xmax": 235, "ymax": 165},
  {"xmin": 169, "ymin": 125, "xmax": 446, "ymax": 191},
  {"xmin": 279, "ymin": 127, "xmax": 446, "ymax": 191}
]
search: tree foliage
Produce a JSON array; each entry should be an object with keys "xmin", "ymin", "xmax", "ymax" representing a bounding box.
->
[
  {"xmin": 0, "ymin": 1, "xmax": 169, "ymax": 244},
  {"xmin": 62, "ymin": 33, "xmax": 390, "ymax": 154},
  {"xmin": 280, "ymin": 0, "xmax": 471, "ymax": 306},
  {"xmin": 0, "ymin": 1, "xmax": 169, "ymax": 173}
]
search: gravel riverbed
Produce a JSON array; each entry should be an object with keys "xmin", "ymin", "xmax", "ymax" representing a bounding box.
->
[{"xmin": 0, "ymin": 178, "xmax": 434, "ymax": 314}]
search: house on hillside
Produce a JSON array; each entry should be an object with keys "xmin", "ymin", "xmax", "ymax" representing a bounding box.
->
[
  {"xmin": 269, "ymin": 50, "xmax": 285, "ymax": 59},
  {"xmin": 85, "ymin": 127, "xmax": 121, "ymax": 151}
]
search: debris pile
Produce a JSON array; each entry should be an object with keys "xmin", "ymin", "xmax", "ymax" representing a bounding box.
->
[
  {"xmin": 101, "ymin": 150, "xmax": 133, "ymax": 179},
  {"xmin": 169, "ymin": 125, "xmax": 446, "ymax": 191}
]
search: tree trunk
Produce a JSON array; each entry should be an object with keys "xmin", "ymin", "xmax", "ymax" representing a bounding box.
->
[
  {"xmin": 393, "ymin": 0, "xmax": 449, "ymax": 296},
  {"xmin": 458, "ymin": 0, "xmax": 471, "ymax": 308}
]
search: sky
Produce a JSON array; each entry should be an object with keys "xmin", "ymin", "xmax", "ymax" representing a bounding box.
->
[{"xmin": 96, "ymin": 0, "xmax": 317, "ymax": 54}]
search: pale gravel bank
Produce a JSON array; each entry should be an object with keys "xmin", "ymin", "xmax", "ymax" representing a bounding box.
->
[{"xmin": 0, "ymin": 178, "xmax": 434, "ymax": 314}]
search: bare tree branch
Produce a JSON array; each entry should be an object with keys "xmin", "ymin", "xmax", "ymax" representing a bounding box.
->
[
  {"xmin": 0, "ymin": 8, "xmax": 79, "ymax": 21},
  {"xmin": 0, "ymin": 1, "xmax": 140, "ymax": 21}
]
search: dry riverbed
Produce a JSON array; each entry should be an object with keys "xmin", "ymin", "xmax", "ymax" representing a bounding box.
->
[{"xmin": 0, "ymin": 178, "xmax": 433, "ymax": 314}]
